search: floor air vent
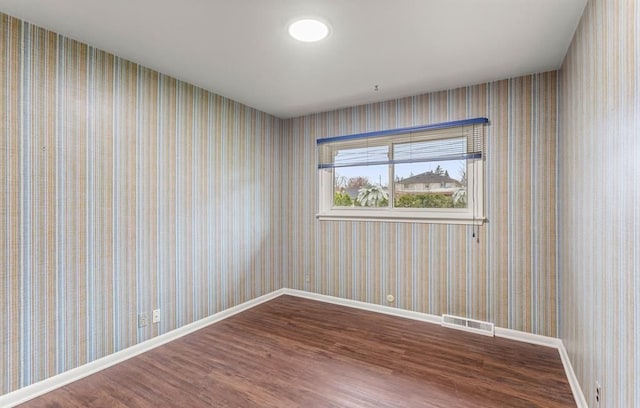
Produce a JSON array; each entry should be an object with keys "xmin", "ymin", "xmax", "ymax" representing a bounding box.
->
[{"xmin": 441, "ymin": 314, "xmax": 495, "ymax": 337}]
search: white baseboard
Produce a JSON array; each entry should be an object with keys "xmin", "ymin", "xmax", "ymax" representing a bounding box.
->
[
  {"xmin": 282, "ymin": 289, "xmax": 587, "ymax": 408},
  {"xmin": 282, "ymin": 289, "xmax": 442, "ymax": 325},
  {"xmin": 0, "ymin": 289, "xmax": 286, "ymax": 408},
  {"xmin": 494, "ymin": 327, "xmax": 561, "ymax": 348},
  {"xmin": 1, "ymin": 287, "xmax": 586, "ymax": 408},
  {"xmin": 557, "ymin": 340, "xmax": 588, "ymax": 408}
]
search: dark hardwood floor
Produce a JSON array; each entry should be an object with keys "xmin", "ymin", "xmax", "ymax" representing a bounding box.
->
[{"xmin": 21, "ymin": 295, "xmax": 576, "ymax": 408}]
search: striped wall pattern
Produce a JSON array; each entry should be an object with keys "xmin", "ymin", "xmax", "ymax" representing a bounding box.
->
[
  {"xmin": 0, "ymin": 13, "xmax": 284, "ymax": 396},
  {"xmin": 283, "ymin": 72, "xmax": 559, "ymax": 337},
  {"xmin": 559, "ymin": 0, "xmax": 639, "ymax": 406}
]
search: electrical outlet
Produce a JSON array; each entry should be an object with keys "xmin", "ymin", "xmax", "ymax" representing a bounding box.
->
[
  {"xmin": 595, "ymin": 381, "xmax": 601, "ymax": 407},
  {"xmin": 152, "ymin": 309, "xmax": 161, "ymax": 323},
  {"xmin": 138, "ymin": 312, "xmax": 148, "ymax": 328}
]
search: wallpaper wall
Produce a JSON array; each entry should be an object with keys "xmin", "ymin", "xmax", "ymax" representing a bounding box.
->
[
  {"xmin": 283, "ymin": 72, "xmax": 559, "ymax": 337},
  {"xmin": 559, "ymin": 0, "xmax": 639, "ymax": 406},
  {"xmin": 0, "ymin": 14, "xmax": 284, "ymax": 395},
  {"xmin": 9, "ymin": 1, "xmax": 635, "ymax": 402}
]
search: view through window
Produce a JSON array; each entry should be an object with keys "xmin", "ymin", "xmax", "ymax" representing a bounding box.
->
[{"xmin": 317, "ymin": 119, "xmax": 487, "ymax": 223}]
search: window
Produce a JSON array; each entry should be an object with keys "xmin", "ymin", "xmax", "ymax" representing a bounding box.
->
[{"xmin": 317, "ymin": 118, "xmax": 487, "ymax": 224}]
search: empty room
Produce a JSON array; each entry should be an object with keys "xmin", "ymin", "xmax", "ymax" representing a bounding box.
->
[{"xmin": 1, "ymin": 0, "xmax": 638, "ymax": 407}]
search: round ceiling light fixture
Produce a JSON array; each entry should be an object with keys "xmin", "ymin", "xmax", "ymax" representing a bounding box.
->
[{"xmin": 288, "ymin": 18, "xmax": 330, "ymax": 42}]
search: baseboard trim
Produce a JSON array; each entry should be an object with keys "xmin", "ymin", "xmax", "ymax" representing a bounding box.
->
[
  {"xmin": 282, "ymin": 289, "xmax": 442, "ymax": 325},
  {"xmin": 494, "ymin": 327, "xmax": 561, "ymax": 348},
  {"xmin": 557, "ymin": 340, "xmax": 588, "ymax": 408},
  {"xmin": 0, "ymin": 288, "xmax": 286, "ymax": 408},
  {"xmin": 282, "ymin": 289, "xmax": 587, "ymax": 408},
  {"xmin": 1, "ymin": 287, "xmax": 586, "ymax": 408}
]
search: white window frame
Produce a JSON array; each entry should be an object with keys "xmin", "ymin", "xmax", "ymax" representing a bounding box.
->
[{"xmin": 317, "ymin": 125, "xmax": 485, "ymax": 225}]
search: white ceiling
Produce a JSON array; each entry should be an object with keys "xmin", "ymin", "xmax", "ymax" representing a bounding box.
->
[{"xmin": 0, "ymin": 0, "xmax": 587, "ymax": 119}]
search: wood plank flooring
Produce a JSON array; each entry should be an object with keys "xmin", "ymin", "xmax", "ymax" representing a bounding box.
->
[{"xmin": 20, "ymin": 295, "xmax": 576, "ymax": 407}]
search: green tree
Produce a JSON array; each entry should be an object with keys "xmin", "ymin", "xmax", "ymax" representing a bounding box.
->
[
  {"xmin": 394, "ymin": 193, "xmax": 454, "ymax": 208},
  {"xmin": 420, "ymin": 194, "xmax": 453, "ymax": 208},
  {"xmin": 356, "ymin": 185, "xmax": 388, "ymax": 207},
  {"xmin": 452, "ymin": 188, "xmax": 467, "ymax": 208},
  {"xmin": 395, "ymin": 194, "xmax": 420, "ymax": 208},
  {"xmin": 334, "ymin": 191, "xmax": 353, "ymax": 206}
]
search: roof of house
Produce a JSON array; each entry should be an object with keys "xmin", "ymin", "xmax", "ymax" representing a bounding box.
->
[{"xmin": 398, "ymin": 172, "xmax": 461, "ymax": 185}]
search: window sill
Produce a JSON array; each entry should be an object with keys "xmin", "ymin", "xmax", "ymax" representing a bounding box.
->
[{"xmin": 316, "ymin": 211, "xmax": 486, "ymax": 225}]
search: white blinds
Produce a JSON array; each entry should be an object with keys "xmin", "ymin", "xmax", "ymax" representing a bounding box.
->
[{"xmin": 317, "ymin": 118, "xmax": 487, "ymax": 169}]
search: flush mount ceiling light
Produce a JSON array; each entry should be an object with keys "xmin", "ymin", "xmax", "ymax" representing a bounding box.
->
[{"xmin": 288, "ymin": 18, "xmax": 330, "ymax": 42}]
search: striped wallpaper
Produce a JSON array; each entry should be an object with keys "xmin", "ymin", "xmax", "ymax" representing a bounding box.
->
[
  {"xmin": 283, "ymin": 72, "xmax": 559, "ymax": 337},
  {"xmin": 0, "ymin": 13, "xmax": 284, "ymax": 395},
  {"xmin": 7, "ymin": 1, "xmax": 637, "ymax": 403},
  {"xmin": 559, "ymin": 0, "xmax": 639, "ymax": 406}
]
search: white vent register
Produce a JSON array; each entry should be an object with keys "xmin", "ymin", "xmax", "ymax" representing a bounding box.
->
[{"xmin": 442, "ymin": 314, "xmax": 495, "ymax": 337}]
